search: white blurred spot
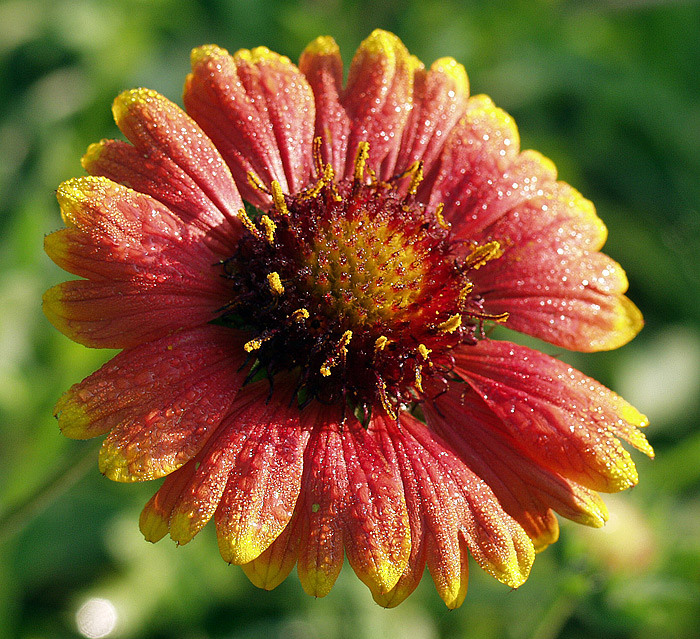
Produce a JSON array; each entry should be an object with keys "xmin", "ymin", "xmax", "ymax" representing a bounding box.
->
[
  {"xmin": 615, "ymin": 325, "xmax": 700, "ymax": 428},
  {"xmin": 573, "ymin": 495, "xmax": 656, "ymax": 574},
  {"xmin": 76, "ymin": 598, "xmax": 118, "ymax": 638}
]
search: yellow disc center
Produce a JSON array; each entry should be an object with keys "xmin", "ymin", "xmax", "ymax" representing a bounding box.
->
[{"xmin": 304, "ymin": 213, "xmax": 429, "ymax": 326}]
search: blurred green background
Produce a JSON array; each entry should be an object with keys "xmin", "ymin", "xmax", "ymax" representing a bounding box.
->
[{"xmin": 1, "ymin": 0, "xmax": 699, "ymax": 637}]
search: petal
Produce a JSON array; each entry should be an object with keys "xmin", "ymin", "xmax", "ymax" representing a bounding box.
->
[
  {"xmin": 165, "ymin": 382, "xmax": 278, "ymax": 545},
  {"xmin": 82, "ymin": 139, "xmax": 240, "ymax": 255},
  {"xmin": 141, "ymin": 381, "xmax": 305, "ymax": 558},
  {"xmin": 44, "ymin": 177, "xmax": 229, "ymax": 348},
  {"xmin": 480, "ymin": 250, "xmax": 642, "ymax": 352},
  {"xmin": 338, "ymin": 417, "xmax": 410, "ymax": 597},
  {"xmin": 53, "ymin": 325, "xmax": 239, "ymax": 441},
  {"xmin": 299, "ymin": 36, "xmax": 351, "ymax": 174},
  {"xmin": 294, "ymin": 420, "xmax": 347, "ymax": 597},
  {"xmin": 370, "ymin": 529, "xmax": 427, "ymax": 609},
  {"xmin": 424, "ymin": 96, "xmax": 640, "ymax": 352},
  {"xmin": 427, "ymin": 535, "xmax": 471, "ymax": 609},
  {"xmin": 476, "ymin": 176, "xmax": 608, "ymax": 252},
  {"xmin": 424, "ymin": 381, "xmax": 611, "ymax": 551},
  {"xmin": 396, "ymin": 57, "xmax": 470, "ymax": 186},
  {"xmin": 140, "ymin": 459, "xmax": 197, "ymax": 542},
  {"xmin": 296, "ymin": 414, "xmax": 410, "ymax": 598},
  {"xmin": 454, "ymin": 341, "xmax": 653, "ymax": 493},
  {"xmin": 184, "ymin": 44, "xmax": 315, "ymax": 206},
  {"xmin": 426, "ymin": 95, "xmax": 526, "ymax": 230},
  {"xmin": 214, "ymin": 383, "xmax": 312, "ymax": 565},
  {"xmin": 48, "ymin": 177, "xmax": 219, "ymax": 277},
  {"xmin": 93, "ymin": 88, "xmax": 243, "ymax": 245},
  {"xmin": 342, "ymin": 29, "xmax": 419, "ymax": 180},
  {"xmin": 366, "ymin": 419, "xmax": 430, "ymax": 608},
  {"xmin": 42, "ymin": 281, "xmax": 227, "ymax": 349},
  {"xmin": 371, "ymin": 411, "xmax": 533, "ymax": 608},
  {"xmin": 240, "ymin": 510, "xmax": 302, "ymax": 590},
  {"xmin": 470, "ymin": 181, "xmax": 642, "ymax": 351},
  {"xmin": 63, "ymin": 327, "xmax": 249, "ymax": 481}
]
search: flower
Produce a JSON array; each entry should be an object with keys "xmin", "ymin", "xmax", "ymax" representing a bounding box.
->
[{"xmin": 44, "ymin": 29, "xmax": 653, "ymax": 609}]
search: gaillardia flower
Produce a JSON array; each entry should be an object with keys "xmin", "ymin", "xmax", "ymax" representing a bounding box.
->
[{"xmin": 45, "ymin": 30, "xmax": 653, "ymax": 608}]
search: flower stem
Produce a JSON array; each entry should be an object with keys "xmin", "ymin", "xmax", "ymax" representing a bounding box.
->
[{"xmin": 0, "ymin": 441, "xmax": 101, "ymax": 545}]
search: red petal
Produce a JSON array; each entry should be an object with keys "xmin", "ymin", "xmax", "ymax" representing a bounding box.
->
[
  {"xmin": 44, "ymin": 177, "xmax": 229, "ymax": 348},
  {"xmin": 424, "ymin": 381, "xmax": 611, "ymax": 551},
  {"xmin": 425, "ymin": 95, "xmax": 527, "ymax": 229},
  {"xmin": 296, "ymin": 412, "xmax": 410, "ymax": 598},
  {"xmin": 424, "ymin": 96, "xmax": 640, "ymax": 352},
  {"xmin": 82, "ymin": 139, "xmax": 239, "ymax": 255},
  {"xmin": 165, "ymin": 391, "xmax": 263, "ymax": 546},
  {"xmin": 140, "ymin": 459, "xmax": 197, "ymax": 542},
  {"xmin": 454, "ymin": 341, "xmax": 653, "ymax": 493},
  {"xmin": 368, "ymin": 415, "xmax": 433, "ymax": 608},
  {"xmin": 58, "ymin": 326, "xmax": 249, "ymax": 481},
  {"xmin": 476, "ymin": 177, "xmax": 607, "ymax": 252},
  {"xmin": 240, "ymin": 510, "xmax": 303, "ymax": 590},
  {"xmin": 48, "ymin": 177, "xmax": 220, "ymax": 277},
  {"xmin": 214, "ymin": 383, "xmax": 312, "ymax": 564},
  {"xmin": 96, "ymin": 88, "xmax": 243, "ymax": 244},
  {"xmin": 299, "ymin": 36, "xmax": 351, "ymax": 175},
  {"xmin": 339, "ymin": 417, "xmax": 410, "ymax": 596},
  {"xmin": 396, "ymin": 57, "xmax": 470, "ymax": 189},
  {"xmin": 371, "ymin": 411, "xmax": 533, "ymax": 608},
  {"xmin": 342, "ymin": 30, "xmax": 418, "ymax": 180},
  {"xmin": 480, "ymin": 250, "xmax": 642, "ymax": 351},
  {"xmin": 42, "ymin": 281, "xmax": 227, "ymax": 349},
  {"xmin": 294, "ymin": 420, "xmax": 346, "ymax": 597},
  {"xmin": 470, "ymin": 179, "xmax": 642, "ymax": 351},
  {"xmin": 140, "ymin": 380, "xmax": 306, "ymax": 550},
  {"xmin": 184, "ymin": 45, "xmax": 315, "ymax": 206}
]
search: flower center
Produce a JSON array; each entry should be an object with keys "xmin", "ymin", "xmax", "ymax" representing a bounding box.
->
[
  {"xmin": 305, "ymin": 214, "xmax": 427, "ymax": 325},
  {"xmin": 221, "ymin": 142, "xmax": 507, "ymax": 416}
]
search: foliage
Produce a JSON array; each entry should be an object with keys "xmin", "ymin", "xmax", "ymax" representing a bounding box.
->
[{"xmin": 1, "ymin": 1, "xmax": 699, "ymax": 637}]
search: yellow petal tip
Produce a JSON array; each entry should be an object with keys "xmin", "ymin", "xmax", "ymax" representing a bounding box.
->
[
  {"xmin": 432, "ymin": 57, "xmax": 469, "ymax": 95},
  {"xmin": 361, "ymin": 29, "xmax": 405, "ymax": 58},
  {"xmin": 139, "ymin": 507, "xmax": 169, "ymax": 543},
  {"xmin": 302, "ymin": 35, "xmax": 339, "ymax": 57}
]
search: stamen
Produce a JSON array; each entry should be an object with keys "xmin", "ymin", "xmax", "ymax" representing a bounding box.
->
[
  {"xmin": 415, "ymin": 369, "xmax": 424, "ymax": 393},
  {"xmin": 259, "ymin": 214, "xmax": 276, "ymax": 244},
  {"xmin": 374, "ymin": 335, "xmax": 389, "ymax": 351},
  {"xmin": 407, "ymin": 161, "xmax": 423, "ymax": 196},
  {"xmin": 312, "ymin": 136, "xmax": 324, "ymax": 176},
  {"xmin": 244, "ymin": 335, "xmax": 271, "ymax": 353},
  {"xmin": 328, "ymin": 178, "xmax": 343, "ymax": 202},
  {"xmin": 247, "ymin": 171, "xmax": 271, "ymax": 194},
  {"xmin": 267, "ymin": 272, "xmax": 284, "ymax": 296},
  {"xmin": 463, "ymin": 240, "xmax": 503, "ymax": 270},
  {"xmin": 271, "ymin": 181, "xmax": 289, "ymax": 216},
  {"xmin": 236, "ymin": 208, "xmax": 263, "ymax": 240},
  {"xmin": 320, "ymin": 330, "xmax": 353, "ymax": 377},
  {"xmin": 377, "ymin": 376, "xmax": 397, "ymax": 420},
  {"xmin": 354, "ymin": 141, "xmax": 370, "ymax": 184},
  {"xmin": 458, "ymin": 283, "xmax": 474, "ymax": 306},
  {"xmin": 469, "ymin": 310, "xmax": 510, "ymax": 324},
  {"xmin": 364, "ymin": 167, "xmax": 390, "ymax": 190},
  {"xmin": 319, "ymin": 363, "xmax": 332, "ymax": 377},
  {"xmin": 415, "ymin": 344, "xmax": 432, "ymax": 393},
  {"xmin": 303, "ymin": 163, "xmax": 335, "ymax": 200},
  {"xmin": 435, "ymin": 203, "xmax": 450, "ymax": 230},
  {"xmin": 339, "ymin": 330, "xmax": 353, "ymax": 359},
  {"xmin": 290, "ymin": 308, "xmax": 310, "ymax": 323},
  {"xmin": 437, "ymin": 313, "xmax": 462, "ymax": 334}
]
